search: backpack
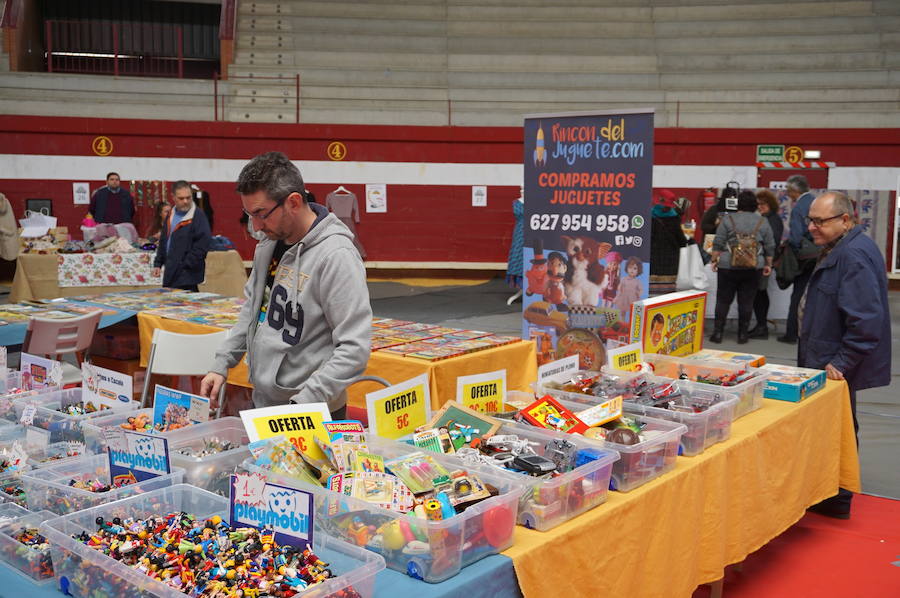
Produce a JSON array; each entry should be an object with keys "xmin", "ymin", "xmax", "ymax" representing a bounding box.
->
[{"xmin": 727, "ymin": 214, "xmax": 763, "ymax": 269}]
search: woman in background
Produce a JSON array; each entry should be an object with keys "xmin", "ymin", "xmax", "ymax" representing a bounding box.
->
[
  {"xmin": 750, "ymin": 190, "xmax": 784, "ymax": 339},
  {"xmin": 144, "ymin": 201, "xmax": 172, "ymax": 242}
]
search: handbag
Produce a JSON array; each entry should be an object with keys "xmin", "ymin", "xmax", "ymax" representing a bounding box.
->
[{"xmin": 677, "ymin": 243, "xmax": 708, "ymax": 290}]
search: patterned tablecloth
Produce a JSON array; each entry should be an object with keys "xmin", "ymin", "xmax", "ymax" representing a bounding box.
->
[{"xmin": 57, "ymin": 252, "xmax": 162, "ymax": 287}]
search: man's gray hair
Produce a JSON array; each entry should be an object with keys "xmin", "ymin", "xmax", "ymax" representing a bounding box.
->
[
  {"xmin": 236, "ymin": 151, "xmax": 306, "ymax": 202},
  {"xmin": 821, "ymin": 190, "xmax": 855, "ymax": 219},
  {"xmin": 786, "ymin": 174, "xmax": 809, "ymax": 193}
]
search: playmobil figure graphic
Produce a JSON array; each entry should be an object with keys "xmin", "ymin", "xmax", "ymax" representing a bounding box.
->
[
  {"xmin": 544, "ymin": 251, "xmax": 568, "ymax": 307},
  {"xmin": 599, "ymin": 251, "xmax": 622, "ymax": 307},
  {"xmin": 561, "ymin": 235, "xmax": 611, "ymax": 306},
  {"xmin": 524, "ymin": 239, "xmax": 548, "ymax": 297},
  {"xmin": 615, "ymin": 256, "xmax": 643, "ymax": 321}
]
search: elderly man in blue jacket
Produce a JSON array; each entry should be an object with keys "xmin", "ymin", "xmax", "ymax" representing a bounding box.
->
[
  {"xmin": 152, "ymin": 180, "xmax": 211, "ymax": 291},
  {"xmin": 798, "ymin": 191, "xmax": 891, "ymax": 519}
]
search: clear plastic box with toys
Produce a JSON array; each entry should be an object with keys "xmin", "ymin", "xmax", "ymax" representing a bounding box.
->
[
  {"xmin": 2, "ymin": 388, "xmax": 116, "ymax": 445},
  {"xmin": 436, "ymin": 392, "xmax": 620, "ymax": 531},
  {"xmin": 519, "ymin": 394, "xmax": 687, "ymax": 493},
  {"xmin": 0, "ymin": 502, "xmax": 56, "ymax": 584},
  {"xmin": 641, "ymin": 353, "xmax": 770, "ymax": 419},
  {"xmin": 241, "ymin": 434, "xmax": 522, "ymax": 583},
  {"xmin": 163, "ymin": 417, "xmax": 250, "ymax": 497},
  {"xmin": 38, "ymin": 484, "xmax": 385, "ymax": 598},
  {"xmin": 533, "ymin": 368, "xmax": 646, "ymax": 419},
  {"xmin": 81, "ymin": 407, "xmax": 158, "ymax": 454},
  {"xmin": 21, "ymin": 453, "xmax": 184, "ymax": 515}
]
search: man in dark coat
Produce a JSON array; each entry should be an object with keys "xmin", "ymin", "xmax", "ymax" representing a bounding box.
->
[
  {"xmin": 798, "ymin": 191, "xmax": 891, "ymax": 519},
  {"xmin": 152, "ymin": 180, "xmax": 211, "ymax": 291},
  {"xmin": 90, "ymin": 172, "xmax": 135, "ymax": 224}
]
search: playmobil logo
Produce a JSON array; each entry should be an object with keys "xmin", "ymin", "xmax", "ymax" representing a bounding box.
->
[
  {"xmin": 109, "ymin": 448, "xmax": 168, "ymax": 473},
  {"xmin": 233, "ymin": 487, "xmax": 311, "ymax": 537}
]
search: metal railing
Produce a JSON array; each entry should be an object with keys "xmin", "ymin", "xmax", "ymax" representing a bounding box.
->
[
  {"xmin": 213, "ymin": 72, "xmax": 301, "ymax": 122},
  {"xmin": 45, "ymin": 19, "xmax": 184, "ymax": 78}
]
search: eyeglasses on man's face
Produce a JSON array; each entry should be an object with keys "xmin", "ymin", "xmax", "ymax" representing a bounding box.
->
[
  {"xmin": 242, "ymin": 193, "xmax": 295, "ymax": 221},
  {"xmin": 805, "ymin": 213, "xmax": 845, "ymax": 228}
]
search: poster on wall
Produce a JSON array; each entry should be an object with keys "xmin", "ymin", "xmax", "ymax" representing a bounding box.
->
[
  {"xmin": 366, "ymin": 184, "xmax": 387, "ymax": 213},
  {"xmin": 522, "ymin": 109, "xmax": 653, "ymax": 369}
]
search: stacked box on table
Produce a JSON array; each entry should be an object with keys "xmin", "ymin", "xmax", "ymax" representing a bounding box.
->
[
  {"xmin": 620, "ymin": 378, "xmax": 740, "ymax": 456},
  {"xmin": 163, "ymin": 417, "xmax": 250, "ymax": 496},
  {"xmin": 445, "ymin": 392, "xmax": 620, "ymax": 531},
  {"xmin": 544, "ymin": 395, "xmax": 687, "ymax": 492},
  {"xmin": 643, "ymin": 354, "xmax": 769, "ymax": 419},
  {"xmin": 759, "ymin": 364, "xmax": 826, "ymax": 402},
  {"xmin": 22, "ymin": 453, "xmax": 184, "ymax": 515},
  {"xmin": 680, "ymin": 348, "xmax": 766, "ymax": 368},
  {"xmin": 0, "ymin": 502, "xmax": 56, "ymax": 584},
  {"xmin": 3, "ymin": 388, "xmax": 118, "ymax": 444},
  {"xmin": 241, "ymin": 434, "xmax": 521, "ymax": 583},
  {"xmin": 39, "ymin": 484, "xmax": 385, "ymax": 598}
]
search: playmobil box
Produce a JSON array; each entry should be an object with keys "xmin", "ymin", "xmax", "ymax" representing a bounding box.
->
[
  {"xmin": 682, "ymin": 349, "xmax": 766, "ymax": 368},
  {"xmin": 630, "ymin": 290, "xmax": 706, "ymax": 357},
  {"xmin": 759, "ymin": 364, "xmax": 826, "ymax": 402}
]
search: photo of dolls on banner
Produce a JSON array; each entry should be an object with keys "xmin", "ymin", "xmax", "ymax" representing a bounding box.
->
[{"xmin": 523, "ymin": 236, "xmax": 649, "ymax": 369}]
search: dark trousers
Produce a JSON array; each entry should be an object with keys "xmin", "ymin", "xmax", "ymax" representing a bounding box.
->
[
  {"xmin": 784, "ymin": 260, "xmax": 815, "ymax": 340},
  {"xmin": 753, "ymin": 289, "xmax": 769, "ymax": 327},
  {"xmin": 715, "ymin": 268, "xmax": 760, "ymax": 330},
  {"xmin": 176, "ymin": 284, "xmax": 200, "ymax": 292}
]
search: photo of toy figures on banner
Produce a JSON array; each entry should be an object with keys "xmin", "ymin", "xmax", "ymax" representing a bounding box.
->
[{"xmin": 522, "ymin": 109, "xmax": 653, "ymax": 369}]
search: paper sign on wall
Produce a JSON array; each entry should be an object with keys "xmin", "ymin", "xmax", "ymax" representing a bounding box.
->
[
  {"xmin": 537, "ymin": 354, "xmax": 580, "ymax": 383},
  {"xmin": 20, "ymin": 353, "xmax": 62, "ymax": 390},
  {"xmin": 82, "ymin": 362, "xmax": 134, "ymax": 412},
  {"xmin": 366, "ymin": 373, "xmax": 430, "ymax": 440},
  {"xmin": 230, "ymin": 474, "xmax": 314, "ymax": 550},
  {"xmin": 107, "ymin": 429, "xmax": 171, "ymax": 482},
  {"xmin": 607, "ymin": 343, "xmax": 644, "ymax": 372},
  {"xmin": 366, "ymin": 183, "xmax": 387, "ymax": 213},
  {"xmin": 152, "ymin": 385, "xmax": 210, "ymax": 430},
  {"xmin": 239, "ymin": 402, "xmax": 332, "ymax": 461},
  {"xmin": 73, "ymin": 182, "xmax": 90, "ymax": 205},
  {"xmin": 456, "ymin": 369, "xmax": 506, "ymax": 413},
  {"xmin": 472, "ymin": 185, "xmax": 487, "ymax": 207}
]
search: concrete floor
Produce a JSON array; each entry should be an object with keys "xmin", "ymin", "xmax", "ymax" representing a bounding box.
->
[{"xmin": 370, "ymin": 277, "xmax": 900, "ymax": 499}]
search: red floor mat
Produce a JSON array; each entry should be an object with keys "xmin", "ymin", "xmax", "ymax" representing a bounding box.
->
[{"xmin": 693, "ymin": 494, "xmax": 900, "ymax": 597}]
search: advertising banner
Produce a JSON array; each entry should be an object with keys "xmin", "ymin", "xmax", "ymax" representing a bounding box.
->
[{"xmin": 522, "ymin": 109, "xmax": 653, "ymax": 369}]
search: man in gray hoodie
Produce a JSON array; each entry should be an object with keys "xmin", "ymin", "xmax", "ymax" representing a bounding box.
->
[{"xmin": 200, "ymin": 152, "xmax": 371, "ymax": 418}]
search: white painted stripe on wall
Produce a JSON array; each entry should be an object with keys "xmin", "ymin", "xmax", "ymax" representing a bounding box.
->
[
  {"xmin": 2, "ymin": 153, "xmax": 894, "ymax": 191},
  {"xmin": 828, "ymin": 167, "xmax": 900, "ymax": 191}
]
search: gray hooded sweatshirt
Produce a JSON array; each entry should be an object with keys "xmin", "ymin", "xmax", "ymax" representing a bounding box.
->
[{"xmin": 210, "ymin": 204, "xmax": 371, "ymax": 411}]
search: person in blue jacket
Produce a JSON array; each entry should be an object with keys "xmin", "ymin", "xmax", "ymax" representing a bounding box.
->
[
  {"xmin": 152, "ymin": 180, "xmax": 211, "ymax": 291},
  {"xmin": 798, "ymin": 191, "xmax": 891, "ymax": 519}
]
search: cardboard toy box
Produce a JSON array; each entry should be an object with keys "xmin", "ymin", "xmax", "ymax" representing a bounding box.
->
[
  {"xmin": 630, "ymin": 290, "xmax": 707, "ymax": 357},
  {"xmin": 683, "ymin": 349, "xmax": 766, "ymax": 368},
  {"xmin": 760, "ymin": 364, "xmax": 826, "ymax": 402}
]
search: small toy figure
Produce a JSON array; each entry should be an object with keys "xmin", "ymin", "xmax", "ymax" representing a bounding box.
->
[
  {"xmin": 614, "ymin": 256, "xmax": 643, "ymax": 321},
  {"xmin": 561, "ymin": 235, "xmax": 611, "ymax": 306},
  {"xmin": 524, "ymin": 239, "xmax": 548, "ymax": 297},
  {"xmin": 543, "ymin": 251, "xmax": 568, "ymax": 307},
  {"xmin": 599, "ymin": 251, "xmax": 622, "ymax": 307}
]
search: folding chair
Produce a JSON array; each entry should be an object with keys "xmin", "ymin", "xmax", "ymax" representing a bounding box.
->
[
  {"xmin": 139, "ymin": 328, "xmax": 229, "ymax": 417},
  {"xmin": 23, "ymin": 311, "xmax": 102, "ymax": 386}
]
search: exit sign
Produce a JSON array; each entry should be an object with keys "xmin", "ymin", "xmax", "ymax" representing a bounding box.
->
[{"xmin": 756, "ymin": 145, "xmax": 784, "ymax": 162}]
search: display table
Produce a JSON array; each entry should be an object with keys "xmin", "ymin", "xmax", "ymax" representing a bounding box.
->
[
  {"xmin": 503, "ymin": 379, "xmax": 860, "ymax": 597},
  {"xmin": 0, "ymin": 300, "xmax": 136, "ymax": 347},
  {"xmin": 9, "ymin": 250, "xmax": 248, "ymax": 302},
  {"xmin": 137, "ymin": 311, "xmax": 537, "ymax": 410}
]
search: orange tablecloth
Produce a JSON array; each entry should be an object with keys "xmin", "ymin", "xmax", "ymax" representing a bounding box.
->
[
  {"xmin": 138, "ymin": 312, "xmax": 537, "ymax": 410},
  {"xmin": 502, "ymin": 379, "xmax": 860, "ymax": 597}
]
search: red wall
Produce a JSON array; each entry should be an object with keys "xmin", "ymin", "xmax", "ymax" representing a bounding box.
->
[{"xmin": 1, "ymin": 116, "xmax": 898, "ymax": 263}]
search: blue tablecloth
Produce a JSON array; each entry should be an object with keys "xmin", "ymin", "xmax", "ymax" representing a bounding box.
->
[
  {"xmin": 0, "ymin": 553, "xmax": 521, "ymax": 598},
  {"xmin": 0, "ymin": 301, "xmax": 136, "ymax": 348}
]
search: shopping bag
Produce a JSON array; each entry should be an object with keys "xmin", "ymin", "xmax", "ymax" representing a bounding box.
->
[
  {"xmin": 676, "ymin": 243, "xmax": 708, "ymax": 291},
  {"xmin": 18, "ymin": 209, "xmax": 58, "ymax": 237}
]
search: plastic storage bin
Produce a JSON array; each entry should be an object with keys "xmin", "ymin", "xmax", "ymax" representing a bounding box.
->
[
  {"xmin": 533, "ymin": 368, "xmax": 644, "ymax": 412},
  {"xmin": 642, "ymin": 354, "xmax": 769, "ymax": 419},
  {"xmin": 439, "ymin": 393, "xmax": 619, "ymax": 531},
  {"xmin": 0, "ymin": 423, "xmax": 89, "ymax": 471},
  {"xmin": 0, "ymin": 471, "xmax": 28, "ymax": 506},
  {"xmin": 621, "ymin": 378, "xmax": 740, "ymax": 456},
  {"xmin": 22, "ymin": 453, "xmax": 184, "ymax": 515},
  {"xmin": 543, "ymin": 395, "xmax": 686, "ymax": 492},
  {"xmin": 81, "ymin": 408, "xmax": 156, "ymax": 454},
  {"xmin": 4, "ymin": 388, "xmax": 117, "ymax": 445},
  {"xmin": 242, "ymin": 434, "xmax": 521, "ymax": 583},
  {"xmin": 163, "ymin": 417, "xmax": 250, "ymax": 496},
  {"xmin": 0, "ymin": 502, "xmax": 56, "ymax": 584},
  {"xmin": 39, "ymin": 484, "xmax": 385, "ymax": 598}
]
